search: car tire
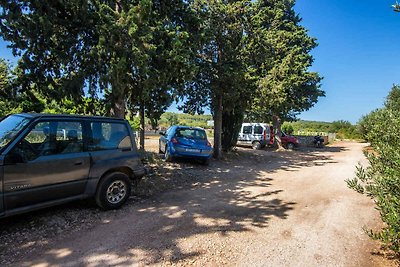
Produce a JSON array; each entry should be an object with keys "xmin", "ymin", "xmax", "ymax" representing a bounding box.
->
[
  {"xmin": 252, "ymin": 141, "xmax": 262, "ymax": 150},
  {"xmin": 201, "ymin": 158, "xmax": 210, "ymax": 166},
  {"xmin": 287, "ymin": 142, "xmax": 295, "ymax": 150},
  {"xmin": 165, "ymin": 145, "xmax": 173, "ymax": 162},
  {"xmin": 159, "ymin": 142, "xmax": 163, "ymax": 154},
  {"xmin": 95, "ymin": 172, "xmax": 131, "ymax": 210}
]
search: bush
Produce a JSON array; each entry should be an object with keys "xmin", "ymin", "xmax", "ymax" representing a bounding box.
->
[
  {"xmin": 347, "ymin": 85, "xmax": 400, "ymax": 255},
  {"xmin": 282, "ymin": 123, "xmax": 294, "ymax": 134}
]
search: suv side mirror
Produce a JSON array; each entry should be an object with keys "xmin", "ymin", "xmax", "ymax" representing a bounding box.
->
[{"xmin": 159, "ymin": 131, "xmax": 165, "ymax": 136}]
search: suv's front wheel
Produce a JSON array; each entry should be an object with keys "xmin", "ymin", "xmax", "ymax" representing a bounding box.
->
[{"xmin": 95, "ymin": 172, "xmax": 131, "ymax": 210}]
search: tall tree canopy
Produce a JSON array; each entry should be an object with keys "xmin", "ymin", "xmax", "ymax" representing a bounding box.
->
[
  {"xmin": 246, "ymin": 0, "xmax": 324, "ymax": 120},
  {"xmin": 245, "ymin": 0, "xmax": 323, "ymax": 146},
  {"xmin": 0, "ymin": 58, "xmax": 17, "ymax": 116},
  {"xmin": 181, "ymin": 0, "xmax": 252, "ymax": 157},
  {"xmin": 182, "ymin": 0, "xmax": 323, "ymax": 154},
  {"xmin": 0, "ymin": 0, "xmax": 323, "ymax": 155},
  {"xmin": 0, "ymin": 0, "xmax": 197, "ymax": 119}
]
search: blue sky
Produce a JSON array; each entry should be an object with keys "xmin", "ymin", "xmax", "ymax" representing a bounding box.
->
[
  {"xmin": 1, "ymin": 1, "xmax": 399, "ymax": 124},
  {"xmin": 295, "ymin": 0, "xmax": 400, "ymax": 123}
]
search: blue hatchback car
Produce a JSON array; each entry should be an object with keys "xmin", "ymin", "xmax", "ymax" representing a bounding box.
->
[{"xmin": 159, "ymin": 126, "xmax": 213, "ymax": 164}]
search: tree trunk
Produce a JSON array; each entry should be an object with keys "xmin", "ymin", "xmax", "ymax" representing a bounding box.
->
[
  {"xmin": 139, "ymin": 102, "xmax": 145, "ymax": 151},
  {"xmin": 213, "ymin": 93, "xmax": 223, "ymax": 159},
  {"xmin": 110, "ymin": 0, "xmax": 124, "ymax": 119},
  {"xmin": 110, "ymin": 95, "xmax": 125, "ymax": 118},
  {"xmin": 272, "ymin": 115, "xmax": 283, "ymax": 149},
  {"xmin": 221, "ymin": 108, "xmax": 244, "ymax": 151}
]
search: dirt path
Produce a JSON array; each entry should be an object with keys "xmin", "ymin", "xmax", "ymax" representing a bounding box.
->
[{"xmin": 3, "ymin": 141, "xmax": 396, "ymax": 266}]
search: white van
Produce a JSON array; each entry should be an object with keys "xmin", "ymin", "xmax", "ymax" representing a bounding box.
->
[{"xmin": 237, "ymin": 123, "xmax": 271, "ymax": 150}]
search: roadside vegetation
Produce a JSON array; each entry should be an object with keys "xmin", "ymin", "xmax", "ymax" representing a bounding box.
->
[
  {"xmin": 282, "ymin": 120, "xmax": 362, "ymax": 139},
  {"xmin": 158, "ymin": 112, "xmax": 212, "ymax": 129},
  {"xmin": 347, "ymin": 85, "xmax": 400, "ymax": 256}
]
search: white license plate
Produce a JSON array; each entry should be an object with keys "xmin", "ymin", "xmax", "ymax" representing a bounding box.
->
[{"xmin": 186, "ymin": 148, "xmax": 200, "ymax": 153}]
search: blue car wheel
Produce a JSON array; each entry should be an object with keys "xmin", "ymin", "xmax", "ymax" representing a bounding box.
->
[
  {"xmin": 165, "ymin": 144, "xmax": 173, "ymax": 162},
  {"xmin": 201, "ymin": 158, "xmax": 210, "ymax": 165}
]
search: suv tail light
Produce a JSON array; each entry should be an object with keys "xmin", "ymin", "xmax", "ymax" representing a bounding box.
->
[
  {"xmin": 263, "ymin": 129, "xmax": 266, "ymax": 141},
  {"xmin": 207, "ymin": 141, "xmax": 212, "ymax": 147},
  {"xmin": 171, "ymin": 137, "xmax": 179, "ymax": 144}
]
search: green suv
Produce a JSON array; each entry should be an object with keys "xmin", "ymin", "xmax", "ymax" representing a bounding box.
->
[{"xmin": 0, "ymin": 113, "xmax": 146, "ymax": 217}]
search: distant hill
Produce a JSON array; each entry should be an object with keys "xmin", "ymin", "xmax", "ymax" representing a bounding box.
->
[
  {"xmin": 157, "ymin": 114, "xmax": 361, "ymax": 139},
  {"xmin": 159, "ymin": 112, "xmax": 213, "ymax": 129},
  {"xmin": 283, "ymin": 120, "xmax": 361, "ymax": 139}
]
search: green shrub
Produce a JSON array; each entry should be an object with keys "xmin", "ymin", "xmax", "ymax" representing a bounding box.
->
[
  {"xmin": 282, "ymin": 123, "xmax": 294, "ymax": 134},
  {"xmin": 347, "ymin": 85, "xmax": 400, "ymax": 255},
  {"xmin": 128, "ymin": 116, "xmax": 140, "ymax": 131}
]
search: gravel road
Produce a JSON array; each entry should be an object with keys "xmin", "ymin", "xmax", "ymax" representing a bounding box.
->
[{"xmin": 0, "ymin": 141, "xmax": 396, "ymax": 266}]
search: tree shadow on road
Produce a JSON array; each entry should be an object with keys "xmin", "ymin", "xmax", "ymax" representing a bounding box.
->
[{"xmin": 0, "ymin": 144, "xmax": 347, "ymax": 266}]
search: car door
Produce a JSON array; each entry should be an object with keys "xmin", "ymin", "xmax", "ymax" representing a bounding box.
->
[
  {"xmin": 2, "ymin": 119, "xmax": 91, "ymax": 211},
  {"xmin": 239, "ymin": 125, "xmax": 253, "ymax": 145}
]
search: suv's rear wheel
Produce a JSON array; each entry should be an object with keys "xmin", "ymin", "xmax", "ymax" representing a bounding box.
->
[
  {"xmin": 95, "ymin": 172, "xmax": 131, "ymax": 210},
  {"xmin": 252, "ymin": 141, "xmax": 262, "ymax": 150}
]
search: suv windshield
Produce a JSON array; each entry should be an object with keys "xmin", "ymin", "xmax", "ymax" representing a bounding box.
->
[{"xmin": 0, "ymin": 115, "xmax": 31, "ymax": 150}]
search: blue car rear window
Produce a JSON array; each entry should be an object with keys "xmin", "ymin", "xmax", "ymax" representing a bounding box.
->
[{"xmin": 175, "ymin": 128, "xmax": 207, "ymax": 140}]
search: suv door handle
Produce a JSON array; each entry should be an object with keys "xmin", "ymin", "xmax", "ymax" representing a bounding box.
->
[{"xmin": 74, "ymin": 161, "xmax": 83, "ymax": 166}]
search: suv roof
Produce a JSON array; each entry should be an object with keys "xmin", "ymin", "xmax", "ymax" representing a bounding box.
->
[{"xmin": 14, "ymin": 113, "xmax": 125, "ymax": 121}]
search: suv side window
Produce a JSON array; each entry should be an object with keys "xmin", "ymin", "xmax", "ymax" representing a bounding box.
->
[
  {"xmin": 11, "ymin": 120, "xmax": 83, "ymax": 162},
  {"xmin": 57, "ymin": 121, "xmax": 83, "ymax": 154},
  {"xmin": 254, "ymin": 126, "xmax": 263, "ymax": 135},
  {"xmin": 89, "ymin": 122, "xmax": 131, "ymax": 151},
  {"xmin": 242, "ymin": 126, "xmax": 252, "ymax": 134}
]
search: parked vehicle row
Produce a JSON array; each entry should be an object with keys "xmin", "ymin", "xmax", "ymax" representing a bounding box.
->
[
  {"xmin": 237, "ymin": 123, "xmax": 299, "ymax": 150},
  {"xmin": 0, "ymin": 114, "xmax": 299, "ymax": 218},
  {"xmin": 157, "ymin": 123, "xmax": 300, "ymax": 166}
]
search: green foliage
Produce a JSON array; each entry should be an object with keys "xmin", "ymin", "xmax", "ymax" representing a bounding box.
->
[
  {"xmin": 179, "ymin": 0, "xmax": 252, "ymax": 154},
  {"xmin": 0, "ymin": 0, "xmax": 197, "ymax": 118},
  {"xmin": 159, "ymin": 112, "xmax": 212, "ymax": 128},
  {"xmin": 163, "ymin": 113, "xmax": 179, "ymax": 127},
  {"xmin": 347, "ymin": 85, "xmax": 400, "ymax": 255},
  {"xmin": 0, "ymin": 58, "xmax": 17, "ymax": 116},
  {"xmin": 43, "ymin": 97, "xmax": 107, "ymax": 116},
  {"xmin": 0, "ymin": 1, "xmax": 323, "ymax": 155},
  {"xmin": 246, "ymin": 0, "xmax": 324, "ymax": 123},
  {"xmin": 180, "ymin": 0, "xmax": 323, "ymax": 153},
  {"xmin": 0, "ymin": 58, "xmax": 46, "ymax": 116},
  {"xmin": 0, "ymin": 58, "xmax": 10, "ymax": 93},
  {"xmin": 128, "ymin": 116, "xmax": 140, "ymax": 131},
  {"xmin": 282, "ymin": 123, "xmax": 294, "ymax": 135},
  {"xmin": 282, "ymin": 120, "xmax": 361, "ymax": 139}
]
